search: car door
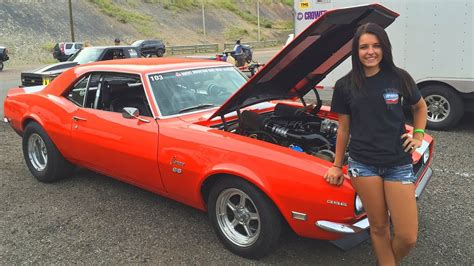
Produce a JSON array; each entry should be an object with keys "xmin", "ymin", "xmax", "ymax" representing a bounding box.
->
[
  {"xmin": 141, "ymin": 40, "xmax": 151, "ymax": 54},
  {"xmin": 66, "ymin": 72, "xmax": 165, "ymax": 191}
]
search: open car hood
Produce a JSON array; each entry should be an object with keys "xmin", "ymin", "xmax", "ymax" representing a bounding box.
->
[{"xmin": 209, "ymin": 4, "xmax": 398, "ymax": 120}]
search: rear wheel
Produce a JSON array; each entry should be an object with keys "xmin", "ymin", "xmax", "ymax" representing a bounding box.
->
[
  {"xmin": 421, "ymin": 84, "xmax": 464, "ymax": 130},
  {"xmin": 22, "ymin": 122, "xmax": 74, "ymax": 182},
  {"xmin": 156, "ymin": 49, "xmax": 164, "ymax": 57},
  {"xmin": 0, "ymin": 61, "xmax": 3, "ymax": 71},
  {"xmin": 208, "ymin": 177, "xmax": 281, "ymax": 259}
]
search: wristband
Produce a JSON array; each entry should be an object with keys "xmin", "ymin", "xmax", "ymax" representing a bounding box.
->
[
  {"xmin": 413, "ymin": 128, "xmax": 425, "ymax": 136},
  {"xmin": 332, "ymin": 164, "xmax": 342, "ymax": 169}
]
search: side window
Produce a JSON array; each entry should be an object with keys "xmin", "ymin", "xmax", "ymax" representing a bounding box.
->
[
  {"xmin": 65, "ymin": 43, "xmax": 73, "ymax": 49},
  {"xmin": 83, "ymin": 74, "xmax": 102, "ymax": 108},
  {"xmin": 66, "ymin": 75, "xmax": 90, "ymax": 106},
  {"xmin": 75, "ymin": 44, "xmax": 83, "ymax": 49},
  {"xmin": 102, "ymin": 49, "xmax": 115, "ymax": 60},
  {"xmin": 102, "ymin": 49, "xmax": 124, "ymax": 60},
  {"xmin": 97, "ymin": 74, "xmax": 153, "ymax": 117}
]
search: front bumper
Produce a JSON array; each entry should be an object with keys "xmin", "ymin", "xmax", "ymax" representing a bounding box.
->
[{"xmin": 316, "ymin": 166, "xmax": 433, "ymax": 234}]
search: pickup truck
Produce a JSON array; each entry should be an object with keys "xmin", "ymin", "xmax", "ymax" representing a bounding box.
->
[{"xmin": 21, "ymin": 46, "xmax": 140, "ymax": 87}]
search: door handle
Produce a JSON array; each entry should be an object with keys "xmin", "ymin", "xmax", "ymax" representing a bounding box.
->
[{"xmin": 72, "ymin": 116, "xmax": 87, "ymax": 122}]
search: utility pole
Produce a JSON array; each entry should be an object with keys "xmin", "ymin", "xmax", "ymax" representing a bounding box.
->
[
  {"xmin": 201, "ymin": 0, "xmax": 207, "ymax": 43},
  {"xmin": 68, "ymin": 0, "xmax": 75, "ymax": 42},
  {"xmin": 257, "ymin": 0, "xmax": 261, "ymax": 42}
]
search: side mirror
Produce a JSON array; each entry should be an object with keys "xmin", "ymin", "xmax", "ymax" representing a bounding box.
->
[
  {"xmin": 122, "ymin": 107, "xmax": 139, "ymax": 118},
  {"xmin": 122, "ymin": 107, "xmax": 150, "ymax": 123}
]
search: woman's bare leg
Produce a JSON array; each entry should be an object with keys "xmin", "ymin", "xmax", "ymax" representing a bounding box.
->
[
  {"xmin": 352, "ymin": 176, "xmax": 395, "ymax": 266},
  {"xmin": 384, "ymin": 181, "xmax": 418, "ymax": 264}
]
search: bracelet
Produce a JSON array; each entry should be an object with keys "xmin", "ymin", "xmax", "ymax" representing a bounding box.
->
[
  {"xmin": 332, "ymin": 164, "xmax": 343, "ymax": 169},
  {"xmin": 413, "ymin": 128, "xmax": 425, "ymax": 136}
]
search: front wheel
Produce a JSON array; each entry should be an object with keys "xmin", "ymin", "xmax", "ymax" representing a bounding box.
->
[
  {"xmin": 22, "ymin": 122, "xmax": 74, "ymax": 182},
  {"xmin": 421, "ymin": 84, "xmax": 464, "ymax": 130},
  {"xmin": 208, "ymin": 177, "xmax": 282, "ymax": 259},
  {"xmin": 0, "ymin": 61, "xmax": 3, "ymax": 71}
]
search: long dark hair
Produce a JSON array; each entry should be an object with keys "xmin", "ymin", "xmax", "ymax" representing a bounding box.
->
[{"xmin": 344, "ymin": 23, "xmax": 415, "ymax": 96}]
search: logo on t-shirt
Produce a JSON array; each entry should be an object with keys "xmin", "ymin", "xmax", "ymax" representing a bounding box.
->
[{"xmin": 383, "ymin": 88, "xmax": 399, "ymax": 105}]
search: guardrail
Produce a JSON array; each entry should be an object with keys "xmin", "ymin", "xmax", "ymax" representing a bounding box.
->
[
  {"xmin": 167, "ymin": 40, "xmax": 282, "ymax": 55},
  {"xmin": 168, "ymin": 44, "xmax": 219, "ymax": 54}
]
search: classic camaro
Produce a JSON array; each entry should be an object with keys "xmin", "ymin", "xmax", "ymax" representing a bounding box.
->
[{"xmin": 3, "ymin": 4, "xmax": 433, "ymax": 259}]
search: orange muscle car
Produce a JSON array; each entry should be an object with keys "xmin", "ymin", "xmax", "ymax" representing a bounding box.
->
[{"xmin": 3, "ymin": 4, "xmax": 433, "ymax": 259}]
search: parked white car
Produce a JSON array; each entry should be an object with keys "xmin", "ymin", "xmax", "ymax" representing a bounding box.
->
[{"xmin": 53, "ymin": 42, "xmax": 83, "ymax": 62}]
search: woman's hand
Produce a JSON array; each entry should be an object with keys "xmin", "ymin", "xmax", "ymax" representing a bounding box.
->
[
  {"xmin": 401, "ymin": 133, "xmax": 422, "ymax": 153},
  {"xmin": 324, "ymin": 166, "xmax": 345, "ymax": 186}
]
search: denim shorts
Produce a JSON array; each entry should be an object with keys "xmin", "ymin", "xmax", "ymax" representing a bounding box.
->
[{"xmin": 347, "ymin": 157, "xmax": 416, "ymax": 184}]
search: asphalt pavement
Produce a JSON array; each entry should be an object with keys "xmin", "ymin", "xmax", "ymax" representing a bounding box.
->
[{"xmin": 0, "ymin": 51, "xmax": 473, "ymax": 264}]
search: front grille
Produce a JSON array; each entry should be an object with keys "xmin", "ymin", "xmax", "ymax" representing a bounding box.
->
[{"xmin": 21, "ymin": 73, "xmax": 43, "ymax": 87}]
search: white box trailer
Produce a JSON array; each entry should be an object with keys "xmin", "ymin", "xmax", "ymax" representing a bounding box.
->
[{"xmin": 293, "ymin": 0, "xmax": 473, "ymax": 130}]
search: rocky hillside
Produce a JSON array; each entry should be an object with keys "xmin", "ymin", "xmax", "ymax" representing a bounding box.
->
[{"xmin": 0, "ymin": 0, "xmax": 293, "ymax": 65}]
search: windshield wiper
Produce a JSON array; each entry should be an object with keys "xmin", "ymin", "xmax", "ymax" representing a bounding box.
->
[{"xmin": 178, "ymin": 104, "xmax": 216, "ymax": 114}]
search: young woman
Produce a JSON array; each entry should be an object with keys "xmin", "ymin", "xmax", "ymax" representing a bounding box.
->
[{"xmin": 324, "ymin": 23, "xmax": 427, "ymax": 265}]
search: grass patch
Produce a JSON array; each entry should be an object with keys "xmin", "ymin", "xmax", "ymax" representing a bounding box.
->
[
  {"xmin": 89, "ymin": 0, "xmax": 291, "ymax": 39},
  {"xmin": 272, "ymin": 20, "xmax": 293, "ymax": 30},
  {"xmin": 210, "ymin": 0, "xmax": 281, "ymax": 27},
  {"xmin": 144, "ymin": 0, "xmax": 198, "ymax": 11},
  {"xmin": 280, "ymin": 0, "xmax": 293, "ymax": 6},
  {"xmin": 224, "ymin": 26, "xmax": 249, "ymax": 41},
  {"xmin": 87, "ymin": 0, "xmax": 158, "ymax": 37}
]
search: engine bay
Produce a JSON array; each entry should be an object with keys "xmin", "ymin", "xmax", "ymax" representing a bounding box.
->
[{"xmin": 223, "ymin": 103, "xmax": 346, "ymax": 163}]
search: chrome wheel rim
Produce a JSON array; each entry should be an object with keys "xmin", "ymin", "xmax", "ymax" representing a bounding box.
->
[
  {"xmin": 425, "ymin": 94, "xmax": 450, "ymax": 122},
  {"xmin": 27, "ymin": 133, "xmax": 48, "ymax": 171},
  {"xmin": 215, "ymin": 188, "xmax": 260, "ymax": 247}
]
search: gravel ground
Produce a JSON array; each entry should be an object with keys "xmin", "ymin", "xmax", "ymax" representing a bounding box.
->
[
  {"xmin": 0, "ymin": 53, "xmax": 473, "ymax": 264},
  {"xmin": 0, "ymin": 113, "xmax": 473, "ymax": 265}
]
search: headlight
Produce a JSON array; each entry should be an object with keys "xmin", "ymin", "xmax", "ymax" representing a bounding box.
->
[
  {"xmin": 355, "ymin": 194, "xmax": 364, "ymax": 214},
  {"xmin": 423, "ymin": 150, "xmax": 430, "ymax": 164}
]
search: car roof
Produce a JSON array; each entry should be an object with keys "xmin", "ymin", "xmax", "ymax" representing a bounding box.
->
[
  {"xmin": 79, "ymin": 58, "xmax": 231, "ymax": 73},
  {"xmin": 82, "ymin": 46, "xmax": 136, "ymax": 49},
  {"xmin": 59, "ymin": 42, "xmax": 83, "ymax": 44},
  {"xmin": 45, "ymin": 58, "xmax": 233, "ymax": 95}
]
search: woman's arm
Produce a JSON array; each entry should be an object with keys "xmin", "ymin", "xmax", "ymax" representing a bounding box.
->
[
  {"xmin": 324, "ymin": 114, "xmax": 350, "ymax": 186},
  {"xmin": 401, "ymin": 98, "xmax": 428, "ymax": 152}
]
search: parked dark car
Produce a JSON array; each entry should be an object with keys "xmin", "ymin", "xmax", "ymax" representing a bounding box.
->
[
  {"xmin": 21, "ymin": 46, "xmax": 140, "ymax": 86},
  {"xmin": 132, "ymin": 39, "xmax": 166, "ymax": 57},
  {"xmin": 52, "ymin": 42, "xmax": 84, "ymax": 62},
  {"xmin": 0, "ymin": 46, "xmax": 10, "ymax": 71}
]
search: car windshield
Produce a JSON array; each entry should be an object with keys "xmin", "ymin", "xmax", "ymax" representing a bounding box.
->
[
  {"xmin": 148, "ymin": 66, "xmax": 247, "ymax": 116},
  {"xmin": 68, "ymin": 48, "xmax": 103, "ymax": 64}
]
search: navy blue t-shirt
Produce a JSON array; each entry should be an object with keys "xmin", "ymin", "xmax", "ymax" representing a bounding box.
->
[{"xmin": 330, "ymin": 69, "xmax": 421, "ymax": 167}]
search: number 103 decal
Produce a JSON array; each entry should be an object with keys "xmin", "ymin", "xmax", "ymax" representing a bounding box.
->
[{"xmin": 150, "ymin": 75, "xmax": 163, "ymax": 81}]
